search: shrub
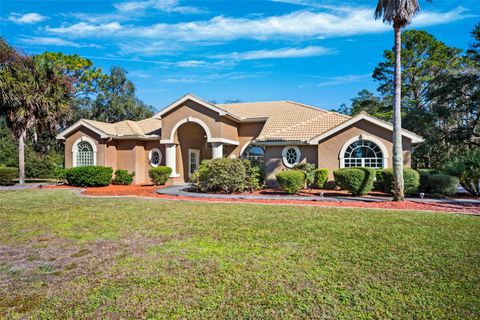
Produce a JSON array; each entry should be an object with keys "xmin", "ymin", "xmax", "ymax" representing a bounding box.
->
[
  {"xmin": 149, "ymin": 166, "xmax": 172, "ymax": 186},
  {"xmin": 293, "ymin": 162, "xmax": 316, "ymax": 187},
  {"xmin": 428, "ymin": 174, "xmax": 459, "ymax": 197},
  {"xmin": 418, "ymin": 169, "xmax": 439, "ymax": 192},
  {"xmin": 53, "ymin": 167, "xmax": 66, "ymax": 183},
  {"xmin": 0, "ymin": 167, "xmax": 17, "ymax": 186},
  {"xmin": 380, "ymin": 168, "xmax": 420, "ymax": 195},
  {"xmin": 113, "ymin": 169, "xmax": 135, "ymax": 185},
  {"xmin": 190, "ymin": 158, "xmax": 260, "ymax": 193},
  {"xmin": 276, "ymin": 170, "xmax": 306, "ymax": 194},
  {"xmin": 65, "ymin": 166, "xmax": 113, "ymax": 187},
  {"xmin": 443, "ymin": 149, "xmax": 480, "ymax": 196},
  {"xmin": 373, "ymin": 169, "xmax": 384, "ymax": 191},
  {"xmin": 314, "ymin": 168, "xmax": 328, "ymax": 189},
  {"xmin": 333, "ymin": 167, "xmax": 375, "ymax": 196}
]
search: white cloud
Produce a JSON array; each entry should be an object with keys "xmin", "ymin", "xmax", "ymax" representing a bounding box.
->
[
  {"xmin": 8, "ymin": 12, "xmax": 47, "ymax": 24},
  {"xmin": 317, "ymin": 74, "xmax": 370, "ymax": 87},
  {"xmin": 215, "ymin": 46, "xmax": 331, "ymax": 60},
  {"xmin": 114, "ymin": 0, "xmax": 204, "ymax": 14},
  {"xmin": 17, "ymin": 36, "xmax": 101, "ymax": 48},
  {"xmin": 46, "ymin": 6, "xmax": 466, "ymax": 44}
]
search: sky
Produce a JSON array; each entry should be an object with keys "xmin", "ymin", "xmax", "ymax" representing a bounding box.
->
[{"xmin": 1, "ymin": 0, "xmax": 479, "ymax": 112}]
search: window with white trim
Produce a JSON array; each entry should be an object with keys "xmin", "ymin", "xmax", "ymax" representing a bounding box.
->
[
  {"xmin": 343, "ymin": 140, "xmax": 383, "ymax": 169},
  {"xmin": 241, "ymin": 144, "xmax": 265, "ymax": 168},
  {"xmin": 149, "ymin": 148, "xmax": 162, "ymax": 167},
  {"xmin": 282, "ymin": 146, "xmax": 301, "ymax": 168},
  {"xmin": 76, "ymin": 141, "xmax": 94, "ymax": 167}
]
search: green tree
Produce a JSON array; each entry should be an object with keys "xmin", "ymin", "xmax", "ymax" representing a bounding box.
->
[
  {"xmin": 375, "ymin": 0, "xmax": 428, "ymax": 201},
  {"xmin": 0, "ymin": 38, "xmax": 73, "ymax": 184},
  {"xmin": 350, "ymin": 89, "xmax": 392, "ymax": 120},
  {"xmin": 90, "ymin": 67, "xmax": 154, "ymax": 123}
]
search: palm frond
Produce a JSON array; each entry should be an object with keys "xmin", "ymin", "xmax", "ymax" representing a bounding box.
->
[{"xmin": 375, "ymin": 0, "xmax": 426, "ymax": 27}]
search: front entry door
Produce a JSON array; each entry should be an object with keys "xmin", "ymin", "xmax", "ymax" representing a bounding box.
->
[{"xmin": 188, "ymin": 149, "xmax": 200, "ymax": 177}]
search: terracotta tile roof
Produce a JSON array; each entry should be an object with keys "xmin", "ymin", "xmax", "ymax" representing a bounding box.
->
[
  {"xmin": 217, "ymin": 101, "xmax": 350, "ymax": 142},
  {"xmin": 83, "ymin": 118, "xmax": 161, "ymax": 137}
]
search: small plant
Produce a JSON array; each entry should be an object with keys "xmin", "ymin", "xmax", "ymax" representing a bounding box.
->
[
  {"xmin": 333, "ymin": 167, "xmax": 375, "ymax": 196},
  {"xmin": 314, "ymin": 168, "xmax": 328, "ymax": 189},
  {"xmin": 53, "ymin": 167, "xmax": 66, "ymax": 185},
  {"xmin": 65, "ymin": 166, "xmax": 113, "ymax": 187},
  {"xmin": 293, "ymin": 163, "xmax": 316, "ymax": 188},
  {"xmin": 0, "ymin": 167, "xmax": 17, "ymax": 186},
  {"xmin": 380, "ymin": 168, "xmax": 420, "ymax": 195},
  {"xmin": 428, "ymin": 174, "xmax": 459, "ymax": 197},
  {"xmin": 149, "ymin": 166, "xmax": 172, "ymax": 185},
  {"xmin": 418, "ymin": 169, "xmax": 439, "ymax": 192},
  {"xmin": 112, "ymin": 169, "xmax": 135, "ymax": 185},
  {"xmin": 373, "ymin": 169, "xmax": 384, "ymax": 191},
  {"xmin": 276, "ymin": 170, "xmax": 306, "ymax": 194},
  {"xmin": 443, "ymin": 149, "xmax": 480, "ymax": 196}
]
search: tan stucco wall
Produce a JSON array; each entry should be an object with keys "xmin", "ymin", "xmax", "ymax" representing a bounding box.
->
[
  {"xmin": 264, "ymin": 145, "xmax": 318, "ymax": 187},
  {"xmin": 63, "ymin": 127, "xmax": 106, "ymax": 169},
  {"xmin": 160, "ymin": 100, "xmax": 239, "ymax": 142},
  {"xmin": 234, "ymin": 122, "xmax": 265, "ymax": 157},
  {"xmin": 143, "ymin": 141, "xmax": 164, "ymax": 185},
  {"xmin": 317, "ymin": 120, "xmax": 412, "ymax": 180}
]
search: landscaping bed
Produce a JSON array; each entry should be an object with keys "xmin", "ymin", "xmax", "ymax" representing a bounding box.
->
[{"xmin": 43, "ymin": 184, "xmax": 480, "ymax": 215}]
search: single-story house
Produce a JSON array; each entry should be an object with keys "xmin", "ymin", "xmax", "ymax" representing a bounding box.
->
[{"xmin": 56, "ymin": 93, "xmax": 424, "ymax": 186}]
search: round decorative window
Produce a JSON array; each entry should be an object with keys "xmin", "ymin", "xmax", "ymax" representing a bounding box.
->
[
  {"xmin": 282, "ymin": 146, "xmax": 301, "ymax": 168},
  {"xmin": 149, "ymin": 148, "xmax": 162, "ymax": 167}
]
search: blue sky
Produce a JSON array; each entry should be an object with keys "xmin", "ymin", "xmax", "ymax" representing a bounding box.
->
[{"xmin": 1, "ymin": 0, "xmax": 479, "ymax": 112}]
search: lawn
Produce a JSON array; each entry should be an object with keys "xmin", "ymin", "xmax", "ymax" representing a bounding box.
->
[{"xmin": 0, "ymin": 190, "xmax": 479, "ymax": 319}]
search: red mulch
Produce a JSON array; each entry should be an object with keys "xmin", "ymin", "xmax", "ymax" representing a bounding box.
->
[{"xmin": 42, "ymin": 185, "xmax": 480, "ymax": 215}]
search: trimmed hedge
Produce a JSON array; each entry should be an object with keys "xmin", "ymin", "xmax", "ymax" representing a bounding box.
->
[
  {"xmin": 113, "ymin": 169, "xmax": 135, "ymax": 185},
  {"xmin": 314, "ymin": 168, "xmax": 328, "ymax": 189},
  {"xmin": 293, "ymin": 163, "xmax": 316, "ymax": 187},
  {"xmin": 333, "ymin": 167, "xmax": 375, "ymax": 196},
  {"xmin": 191, "ymin": 158, "xmax": 260, "ymax": 193},
  {"xmin": 418, "ymin": 169, "xmax": 439, "ymax": 192},
  {"xmin": 373, "ymin": 169, "xmax": 384, "ymax": 191},
  {"xmin": 380, "ymin": 168, "xmax": 420, "ymax": 195},
  {"xmin": 149, "ymin": 166, "xmax": 172, "ymax": 186},
  {"xmin": 0, "ymin": 167, "xmax": 17, "ymax": 186},
  {"xmin": 276, "ymin": 170, "xmax": 306, "ymax": 194},
  {"xmin": 428, "ymin": 174, "xmax": 459, "ymax": 197},
  {"xmin": 65, "ymin": 166, "xmax": 113, "ymax": 187}
]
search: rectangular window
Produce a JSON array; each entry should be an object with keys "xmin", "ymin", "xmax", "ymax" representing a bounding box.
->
[{"xmin": 188, "ymin": 149, "xmax": 200, "ymax": 176}]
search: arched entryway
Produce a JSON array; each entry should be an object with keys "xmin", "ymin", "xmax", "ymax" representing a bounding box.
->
[{"xmin": 174, "ymin": 121, "xmax": 211, "ymax": 181}]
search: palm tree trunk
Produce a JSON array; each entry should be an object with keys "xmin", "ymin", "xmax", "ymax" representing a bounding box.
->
[
  {"xmin": 18, "ymin": 130, "xmax": 26, "ymax": 185},
  {"xmin": 392, "ymin": 24, "xmax": 405, "ymax": 201}
]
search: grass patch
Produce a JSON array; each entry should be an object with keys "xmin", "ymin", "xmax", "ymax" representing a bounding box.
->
[{"xmin": 0, "ymin": 189, "xmax": 479, "ymax": 318}]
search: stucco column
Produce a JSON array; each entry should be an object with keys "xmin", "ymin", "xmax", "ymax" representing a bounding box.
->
[
  {"xmin": 165, "ymin": 143, "xmax": 180, "ymax": 177},
  {"xmin": 212, "ymin": 142, "xmax": 223, "ymax": 159}
]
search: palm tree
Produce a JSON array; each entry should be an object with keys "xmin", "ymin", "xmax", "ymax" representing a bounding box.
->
[
  {"xmin": 374, "ymin": 0, "xmax": 427, "ymax": 201},
  {"xmin": 0, "ymin": 38, "xmax": 72, "ymax": 184}
]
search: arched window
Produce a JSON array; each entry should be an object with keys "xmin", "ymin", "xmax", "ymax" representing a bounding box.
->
[
  {"xmin": 241, "ymin": 144, "xmax": 265, "ymax": 168},
  {"xmin": 343, "ymin": 139, "xmax": 384, "ymax": 169},
  {"xmin": 282, "ymin": 146, "xmax": 301, "ymax": 168},
  {"xmin": 149, "ymin": 148, "xmax": 162, "ymax": 167},
  {"xmin": 76, "ymin": 141, "xmax": 94, "ymax": 167}
]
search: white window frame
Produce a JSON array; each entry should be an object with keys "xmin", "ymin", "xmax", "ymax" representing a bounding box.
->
[
  {"xmin": 148, "ymin": 148, "xmax": 162, "ymax": 167},
  {"xmin": 72, "ymin": 136, "xmax": 97, "ymax": 167},
  {"xmin": 339, "ymin": 135, "xmax": 389, "ymax": 169},
  {"xmin": 282, "ymin": 146, "xmax": 301, "ymax": 168},
  {"xmin": 188, "ymin": 148, "xmax": 200, "ymax": 177}
]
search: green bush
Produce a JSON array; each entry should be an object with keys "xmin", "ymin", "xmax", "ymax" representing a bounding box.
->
[
  {"xmin": 428, "ymin": 174, "xmax": 459, "ymax": 197},
  {"xmin": 293, "ymin": 162, "xmax": 316, "ymax": 187},
  {"xmin": 314, "ymin": 168, "xmax": 328, "ymax": 189},
  {"xmin": 276, "ymin": 170, "xmax": 306, "ymax": 194},
  {"xmin": 380, "ymin": 168, "xmax": 420, "ymax": 195},
  {"xmin": 418, "ymin": 169, "xmax": 439, "ymax": 192},
  {"xmin": 113, "ymin": 169, "xmax": 135, "ymax": 185},
  {"xmin": 65, "ymin": 166, "xmax": 113, "ymax": 187},
  {"xmin": 373, "ymin": 169, "xmax": 384, "ymax": 191},
  {"xmin": 0, "ymin": 167, "xmax": 17, "ymax": 186},
  {"xmin": 443, "ymin": 149, "xmax": 480, "ymax": 196},
  {"xmin": 191, "ymin": 158, "xmax": 260, "ymax": 193},
  {"xmin": 333, "ymin": 167, "xmax": 375, "ymax": 196},
  {"xmin": 53, "ymin": 167, "xmax": 66, "ymax": 183},
  {"xmin": 149, "ymin": 166, "xmax": 172, "ymax": 186}
]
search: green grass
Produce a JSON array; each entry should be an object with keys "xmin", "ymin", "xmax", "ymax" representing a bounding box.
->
[{"xmin": 0, "ymin": 190, "xmax": 479, "ymax": 319}]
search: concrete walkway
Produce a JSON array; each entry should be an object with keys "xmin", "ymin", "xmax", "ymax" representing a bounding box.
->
[
  {"xmin": 157, "ymin": 184, "xmax": 480, "ymax": 205},
  {"xmin": 0, "ymin": 183, "xmax": 57, "ymax": 191}
]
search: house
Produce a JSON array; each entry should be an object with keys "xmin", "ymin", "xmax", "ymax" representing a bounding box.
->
[{"xmin": 56, "ymin": 93, "xmax": 424, "ymax": 186}]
